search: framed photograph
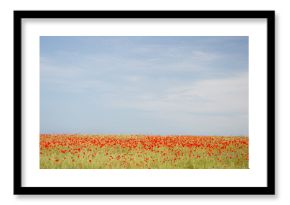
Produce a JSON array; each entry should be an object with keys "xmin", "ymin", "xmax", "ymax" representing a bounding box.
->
[{"xmin": 14, "ymin": 10, "xmax": 275, "ymax": 195}]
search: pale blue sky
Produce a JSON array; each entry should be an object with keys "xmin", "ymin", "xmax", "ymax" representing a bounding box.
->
[{"xmin": 40, "ymin": 36, "xmax": 248, "ymax": 135}]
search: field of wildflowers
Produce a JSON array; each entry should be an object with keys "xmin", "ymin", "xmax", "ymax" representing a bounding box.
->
[{"xmin": 40, "ymin": 134, "xmax": 248, "ymax": 169}]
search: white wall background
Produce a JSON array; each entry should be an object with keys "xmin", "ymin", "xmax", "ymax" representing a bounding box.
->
[{"xmin": 0, "ymin": 0, "xmax": 286, "ymax": 204}]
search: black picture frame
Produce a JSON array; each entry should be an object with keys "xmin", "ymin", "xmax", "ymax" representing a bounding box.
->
[{"xmin": 14, "ymin": 10, "xmax": 275, "ymax": 195}]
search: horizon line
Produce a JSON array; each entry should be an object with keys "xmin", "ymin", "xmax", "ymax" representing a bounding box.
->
[{"xmin": 40, "ymin": 133, "xmax": 249, "ymax": 137}]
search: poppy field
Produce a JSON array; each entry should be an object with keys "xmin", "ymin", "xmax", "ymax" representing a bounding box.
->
[{"xmin": 40, "ymin": 134, "xmax": 249, "ymax": 169}]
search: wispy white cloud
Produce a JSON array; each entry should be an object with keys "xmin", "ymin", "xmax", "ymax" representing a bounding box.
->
[
  {"xmin": 109, "ymin": 71, "xmax": 248, "ymax": 114},
  {"xmin": 191, "ymin": 50, "xmax": 221, "ymax": 61}
]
